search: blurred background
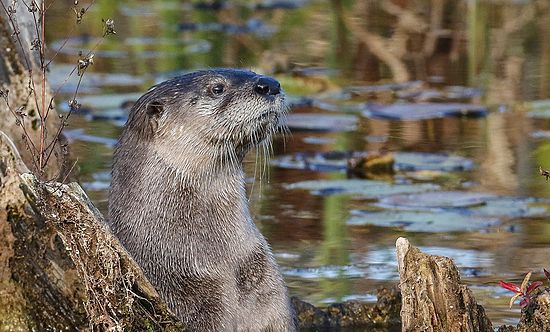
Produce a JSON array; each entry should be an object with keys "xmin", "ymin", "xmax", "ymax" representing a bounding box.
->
[{"xmin": 45, "ymin": 0, "xmax": 550, "ymax": 327}]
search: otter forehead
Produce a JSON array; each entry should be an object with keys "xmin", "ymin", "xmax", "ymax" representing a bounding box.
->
[{"xmin": 146, "ymin": 69, "xmax": 280, "ymax": 98}]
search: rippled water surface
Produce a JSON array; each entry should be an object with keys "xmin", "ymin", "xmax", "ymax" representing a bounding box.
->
[{"xmin": 46, "ymin": 0, "xmax": 550, "ymax": 328}]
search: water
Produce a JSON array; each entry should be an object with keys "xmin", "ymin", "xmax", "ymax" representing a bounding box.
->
[{"xmin": 45, "ymin": 0, "xmax": 550, "ymax": 328}]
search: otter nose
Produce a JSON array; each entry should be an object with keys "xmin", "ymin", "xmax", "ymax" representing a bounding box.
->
[{"xmin": 255, "ymin": 77, "xmax": 280, "ymax": 96}]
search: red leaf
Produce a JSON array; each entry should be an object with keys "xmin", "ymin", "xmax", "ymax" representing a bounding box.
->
[
  {"xmin": 520, "ymin": 297, "xmax": 530, "ymax": 308},
  {"xmin": 499, "ymin": 280, "xmax": 521, "ymax": 293},
  {"xmin": 544, "ymin": 269, "xmax": 550, "ymax": 281},
  {"xmin": 527, "ymin": 281, "xmax": 543, "ymax": 294}
]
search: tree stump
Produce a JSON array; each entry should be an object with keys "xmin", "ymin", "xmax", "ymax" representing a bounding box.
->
[
  {"xmin": 0, "ymin": 131, "xmax": 184, "ymax": 331},
  {"xmin": 396, "ymin": 237, "xmax": 493, "ymax": 332}
]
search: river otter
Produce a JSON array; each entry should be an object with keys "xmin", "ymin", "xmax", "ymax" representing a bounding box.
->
[{"xmin": 108, "ymin": 69, "xmax": 295, "ymax": 331}]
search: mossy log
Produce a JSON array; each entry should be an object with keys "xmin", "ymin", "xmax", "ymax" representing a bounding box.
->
[{"xmin": 396, "ymin": 237, "xmax": 493, "ymax": 332}]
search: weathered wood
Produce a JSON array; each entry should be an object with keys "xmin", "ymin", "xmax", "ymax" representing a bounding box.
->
[
  {"xmin": 396, "ymin": 237, "xmax": 493, "ymax": 332},
  {"xmin": 0, "ymin": 131, "xmax": 184, "ymax": 331}
]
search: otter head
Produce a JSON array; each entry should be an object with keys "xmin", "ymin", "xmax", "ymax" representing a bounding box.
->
[{"xmin": 123, "ymin": 69, "xmax": 287, "ymax": 172}]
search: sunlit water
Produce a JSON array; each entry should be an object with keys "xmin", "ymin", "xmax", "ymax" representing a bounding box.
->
[{"xmin": 45, "ymin": 0, "xmax": 550, "ymax": 328}]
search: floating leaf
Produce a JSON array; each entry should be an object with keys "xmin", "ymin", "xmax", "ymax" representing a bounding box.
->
[
  {"xmin": 271, "ymin": 151, "xmax": 474, "ymax": 173},
  {"xmin": 376, "ymin": 192, "xmax": 549, "ymax": 218},
  {"xmin": 283, "ymin": 265, "xmax": 366, "ymax": 279},
  {"xmin": 347, "ymin": 210, "xmax": 498, "ymax": 233},
  {"xmin": 363, "ymin": 102, "xmax": 487, "ymax": 120},
  {"xmin": 395, "ymin": 152, "xmax": 474, "ymax": 172},
  {"xmin": 64, "ymin": 129, "xmax": 117, "ymax": 147},
  {"xmin": 376, "ymin": 191, "xmax": 495, "ymax": 210},
  {"xmin": 285, "ymin": 179, "xmax": 439, "ymax": 198}
]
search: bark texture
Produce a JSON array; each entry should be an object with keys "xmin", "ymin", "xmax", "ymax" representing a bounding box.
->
[
  {"xmin": 0, "ymin": 131, "xmax": 184, "ymax": 331},
  {"xmin": 396, "ymin": 237, "xmax": 493, "ymax": 332}
]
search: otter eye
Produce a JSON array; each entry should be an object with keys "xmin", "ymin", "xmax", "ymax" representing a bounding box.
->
[{"xmin": 211, "ymin": 84, "xmax": 225, "ymax": 96}]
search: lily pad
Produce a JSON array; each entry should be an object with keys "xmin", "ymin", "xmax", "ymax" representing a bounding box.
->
[
  {"xmin": 283, "ymin": 113, "xmax": 358, "ymax": 132},
  {"xmin": 178, "ymin": 19, "xmax": 276, "ymax": 38},
  {"xmin": 81, "ymin": 181, "xmax": 111, "ymax": 191},
  {"xmin": 347, "ymin": 210, "xmax": 499, "ymax": 233},
  {"xmin": 302, "ymin": 136, "xmax": 336, "ymax": 145},
  {"xmin": 49, "ymin": 64, "xmax": 145, "ymax": 93},
  {"xmin": 284, "ymin": 179, "xmax": 439, "ymax": 197},
  {"xmin": 82, "ymin": 171, "xmax": 112, "ymax": 191},
  {"xmin": 395, "ymin": 152, "xmax": 474, "ymax": 172},
  {"xmin": 531, "ymin": 131, "xmax": 550, "ymax": 139},
  {"xmin": 75, "ymin": 93, "xmax": 140, "ymax": 110},
  {"xmin": 345, "ymin": 81, "xmax": 423, "ymax": 94},
  {"xmin": 376, "ymin": 192, "xmax": 549, "ymax": 217},
  {"xmin": 377, "ymin": 191, "xmax": 494, "ymax": 210},
  {"xmin": 87, "ymin": 109, "xmax": 128, "ymax": 123},
  {"xmin": 473, "ymin": 197, "xmax": 549, "ymax": 218},
  {"xmin": 395, "ymin": 86, "xmax": 482, "ymax": 102},
  {"xmin": 363, "ymin": 102, "xmax": 487, "ymax": 120},
  {"xmin": 271, "ymin": 151, "xmax": 473, "ymax": 173}
]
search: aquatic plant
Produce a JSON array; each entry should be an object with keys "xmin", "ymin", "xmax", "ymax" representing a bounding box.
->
[
  {"xmin": 0, "ymin": 0, "xmax": 115, "ymax": 180},
  {"xmin": 499, "ymin": 271, "xmax": 544, "ymax": 309}
]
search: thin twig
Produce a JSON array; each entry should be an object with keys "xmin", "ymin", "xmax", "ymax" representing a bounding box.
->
[
  {"xmin": 45, "ymin": 37, "xmax": 103, "ymax": 120},
  {"xmin": 43, "ymin": 68, "xmax": 86, "ymax": 163},
  {"xmin": 0, "ymin": 1, "xmax": 42, "ymax": 129},
  {"xmin": 61, "ymin": 158, "xmax": 78, "ymax": 184},
  {"xmin": 45, "ymin": 26, "xmax": 77, "ymax": 67},
  {"xmin": 3, "ymin": 100, "xmax": 40, "ymax": 171},
  {"xmin": 46, "ymin": 0, "xmax": 97, "ymax": 67},
  {"xmin": 540, "ymin": 166, "xmax": 550, "ymax": 182}
]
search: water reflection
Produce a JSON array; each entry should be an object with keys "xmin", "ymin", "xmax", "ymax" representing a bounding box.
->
[{"xmin": 44, "ymin": 0, "xmax": 550, "ymax": 328}]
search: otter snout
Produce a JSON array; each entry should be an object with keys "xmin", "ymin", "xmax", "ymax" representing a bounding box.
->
[{"xmin": 255, "ymin": 76, "xmax": 281, "ymax": 96}]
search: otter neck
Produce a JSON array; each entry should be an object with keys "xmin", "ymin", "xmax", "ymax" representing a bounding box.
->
[{"xmin": 150, "ymin": 144, "xmax": 248, "ymax": 201}]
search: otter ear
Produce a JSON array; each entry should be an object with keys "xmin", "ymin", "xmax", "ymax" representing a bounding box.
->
[
  {"xmin": 146, "ymin": 100, "xmax": 164, "ymax": 119},
  {"xmin": 144, "ymin": 100, "xmax": 164, "ymax": 136}
]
